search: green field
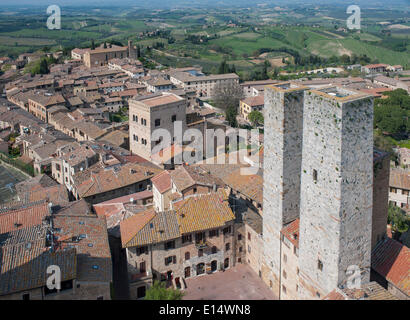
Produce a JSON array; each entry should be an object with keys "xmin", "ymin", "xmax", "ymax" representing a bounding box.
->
[{"xmin": 0, "ymin": 4, "xmax": 408, "ymax": 72}]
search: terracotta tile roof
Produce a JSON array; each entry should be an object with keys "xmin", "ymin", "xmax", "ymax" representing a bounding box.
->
[
  {"xmin": 54, "ymin": 199, "xmax": 92, "ymax": 216},
  {"xmin": 97, "ymin": 130, "xmax": 128, "ymax": 147},
  {"xmin": 323, "ymin": 289, "xmax": 346, "ymax": 300},
  {"xmin": 74, "ymin": 163, "xmax": 162, "ymax": 198},
  {"xmin": 53, "ymin": 215, "xmax": 112, "ymax": 282},
  {"xmin": 152, "ymin": 170, "xmax": 172, "ymax": 194},
  {"xmin": 0, "ymin": 243, "xmax": 76, "ymax": 296},
  {"xmin": 28, "ymin": 92, "xmax": 66, "ymax": 108},
  {"xmin": 323, "ymin": 282, "xmax": 398, "ymax": 300},
  {"xmin": 94, "ymin": 202, "xmax": 144, "ymax": 238},
  {"xmin": 175, "ymin": 189, "xmax": 235, "ymax": 234},
  {"xmin": 390, "ymin": 169, "xmax": 410, "ymax": 190},
  {"xmin": 23, "ymin": 185, "xmax": 69, "ymax": 207},
  {"xmin": 241, "ymin": 95, "xmax": 264, "ymax": 107},
  {"xmin": 120, "ymin": 208, "xmax": 179, "ymax": 247},
  {"xmin": 223, "ymin": 168, "xmax": 263, "ymax": 204},
  {"xmin": 141, "ymin": 94, "xmax": 183, "ymax": 107},
  {"xmin": 98, "ymin": 82, "xmax": 124, "ymax": 89},
  {"xmin": 109, "ymin": 89, "xmax": 138, "ymax": 98},
  {"xmin": 281, "ymin": 219, "xmax": 300, "ymax": 248},
  {"xmin": 170, "ymin": 165, "xmax": 223, "ymax": 193},
  {"xmin": 121, "ymin": 190, "xmax": 234, "ymax": 247},
  {"xmin": 364, "ymin": 282, "xmax": 398, "ymax": 300},
  {"xmin": 372, "ymin": 237, "xmax": 410, "ymax": 296},
  {"xmin": 364, "ymin": 64, "xmax": 388, "ymax": 69},
  {"xmin": 0, "ymin": 203, "xmax": 50, "ymax": 234}
]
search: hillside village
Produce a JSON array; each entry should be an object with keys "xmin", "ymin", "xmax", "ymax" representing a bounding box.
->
[{"xmin": 0, "ymin": 37, "xmax": 409, "ymax": 301}]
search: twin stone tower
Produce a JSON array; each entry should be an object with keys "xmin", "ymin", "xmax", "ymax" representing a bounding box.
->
[{"xmin": 263, "ymin": 82, "xmax": 374, "ymax": 299}]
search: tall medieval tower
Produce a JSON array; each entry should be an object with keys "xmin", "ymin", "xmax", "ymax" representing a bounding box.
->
[
  {"xmin": 297, "ymin": 87, "xmax": 374, "ymax": 299},
  {"xmin": 262, "ymin": 82, "xmax": 307, "ymax": 296}
]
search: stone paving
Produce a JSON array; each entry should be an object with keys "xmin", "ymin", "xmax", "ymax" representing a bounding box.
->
[{"xmin": 182, "ymin": 264, "xmax": 278, "ymax": 300}]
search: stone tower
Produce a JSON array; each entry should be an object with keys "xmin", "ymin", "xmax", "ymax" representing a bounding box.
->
[
  {"xmin": 128, "ymin": 40, "xmax": 137, "ymax": 59},
  {"xmin": 262, "ymin": 82, "xmax": 307, "ymax": 296},
  {"xmin": 297, "ymin": 86, "xmax": 374, "ymax": 299}
]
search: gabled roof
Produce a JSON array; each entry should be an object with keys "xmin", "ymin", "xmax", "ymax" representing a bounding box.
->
[
  {"xmin": 74, "ymin": 163, "xmax": 162, "ymax": 198},
  {"xmin": 240, "ymin": 95, "xmax": 264, "ymax": 107},
  {"xmin": 120, "ymin": 208, "xmax": 180, "ymax": 248},
  {"xmin": 53, "ymin": 215, "xmax": 112, "ymax": 282},
  {"xmin": 223, "ymin": 168, "xmax": 263, "ymax": 205},
  {"xmin": 281, "ymin": 219, "xmax": 300, "ymax": 248},
  {"xmin": 0, "ymin": 203, "xmax": 50, "ymax": 234},
  {"xmin": 372, "ymin": 237, "xmax": 410, "ymax": 296},
  {"xmin": 170, "ymin": 165, "xmax": 222, "ymax": 193},
  {"xmin": 151, "ymin": 170, "xmax": 172, "ymax": 194},
  {"xmin": 175, "ymin": 189, "xmax": 235, "ymax": 234},
  {"xmin": 390, "ymin": 169, "xmax": 410, "ymax": 190},
  {"xmin": 0, "ymin": 243, "xmax": 76, "ymax": 296}
]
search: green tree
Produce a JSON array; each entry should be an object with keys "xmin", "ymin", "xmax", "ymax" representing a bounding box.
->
[
  {"xmin": 39, "ymin": 58, "xmax": 49, "ymax": 74},
  {"xmin": 213, "ymin": 82, "xmax": 243, "ymax": 128},
  {"xmin": 218, "ymin": 60, "xmax": 229, "ymax": 74},
  {"xmin": 145, "ymin": 281, "xmax": 184, "ymax": 300},
  {"xmin": 388, "ymin": 204, "xmax": 410, "ymax": 234},
  {"xmin": 262, "ymin": 60, "xmax": 270, "ymax": 79},
  {"xmin": 226, "ymin": 106, "xmax": 238, "ymax": 128},
  {"xmin": 91, "ymin": 40, "xmax": 96, "ymax": 50},
  {"xmin": 248, "ymin": 110, "xmax": 264, "ymax": 127}
]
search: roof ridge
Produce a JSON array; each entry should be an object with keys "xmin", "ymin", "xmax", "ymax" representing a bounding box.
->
[{"xmin": 123, "ymin": 209, "xmax": 156, "ymax": 247}]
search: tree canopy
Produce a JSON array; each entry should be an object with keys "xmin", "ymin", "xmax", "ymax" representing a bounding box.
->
[
  {"xmin": 213, "ymin": 82, "xmax": 243, "ymax": 128},
  {"xmin": 248, "ymin": 110, "xmax": 264, "ymax": 127},
  {"xmin": 145, "ymin": 281, "xmax": 184, "ymax": 300},
  {"xmin": 374, "ymin": 89, "xmax": 410, "ymax": 138},
  {"xmin": 388, "ymin": 204, "xmax": 410, "ymax": 234}
]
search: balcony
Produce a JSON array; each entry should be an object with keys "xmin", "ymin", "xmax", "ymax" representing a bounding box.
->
[{"xmin": 195, "ymin": 240, "xmax": 208, "ymax": 250}]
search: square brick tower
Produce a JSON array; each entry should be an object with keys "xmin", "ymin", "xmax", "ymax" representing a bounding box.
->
[
  {"xmin": 262, "ymin": 82, "xmax": 307, "ymax": 296},
  {"xmin": 297, "ymin": 87, "xmax": 374, "ymax": 299}
]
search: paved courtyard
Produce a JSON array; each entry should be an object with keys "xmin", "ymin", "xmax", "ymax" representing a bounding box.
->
[
  {"xmin": 182, "ymin": 264, "xmax": 278, "ymax": 300},
  {"xmin": 0, "ymin": 164, "xmax": 28, "ymax": 204}
]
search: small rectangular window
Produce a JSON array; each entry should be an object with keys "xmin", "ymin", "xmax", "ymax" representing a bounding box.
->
[
  {"xmin": 318, "ymin": 259, "xmax": 323, "ymax": 271},
  {"xmin": 313, "ymin": 169, "xmax": 318, "ymax": 182}
]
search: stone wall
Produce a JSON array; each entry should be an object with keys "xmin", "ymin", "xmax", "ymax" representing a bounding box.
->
[
  {"xmin": 262, "ymin": 83, "xmax": 306, "ymax": 297},
  {"xmin": 372, "ymin": 154, "xmax": 390, "ymax": 250},
  {"xmin": 298, "ymin": 89, "xmax": 373, "ymax": 298},
  {"xmin": 125, "ymin": 223, "xmax": 235, "ymax": 299},
  {"xmin": 279, "ymin": 236, "xmax": 299, "ymax": 300}
]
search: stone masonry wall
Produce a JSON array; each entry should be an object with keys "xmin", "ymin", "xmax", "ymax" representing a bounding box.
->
[
  {"xmin": 371, "ymin": 155, "xmax": 390, "ymax": 250},
  {"xmin": 263, "ymin": 84, "xmax": 305, "ymax": 297},
  {"xmin": 298, "ymin": 90, "xmax": 373, "ymax": 298}
]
